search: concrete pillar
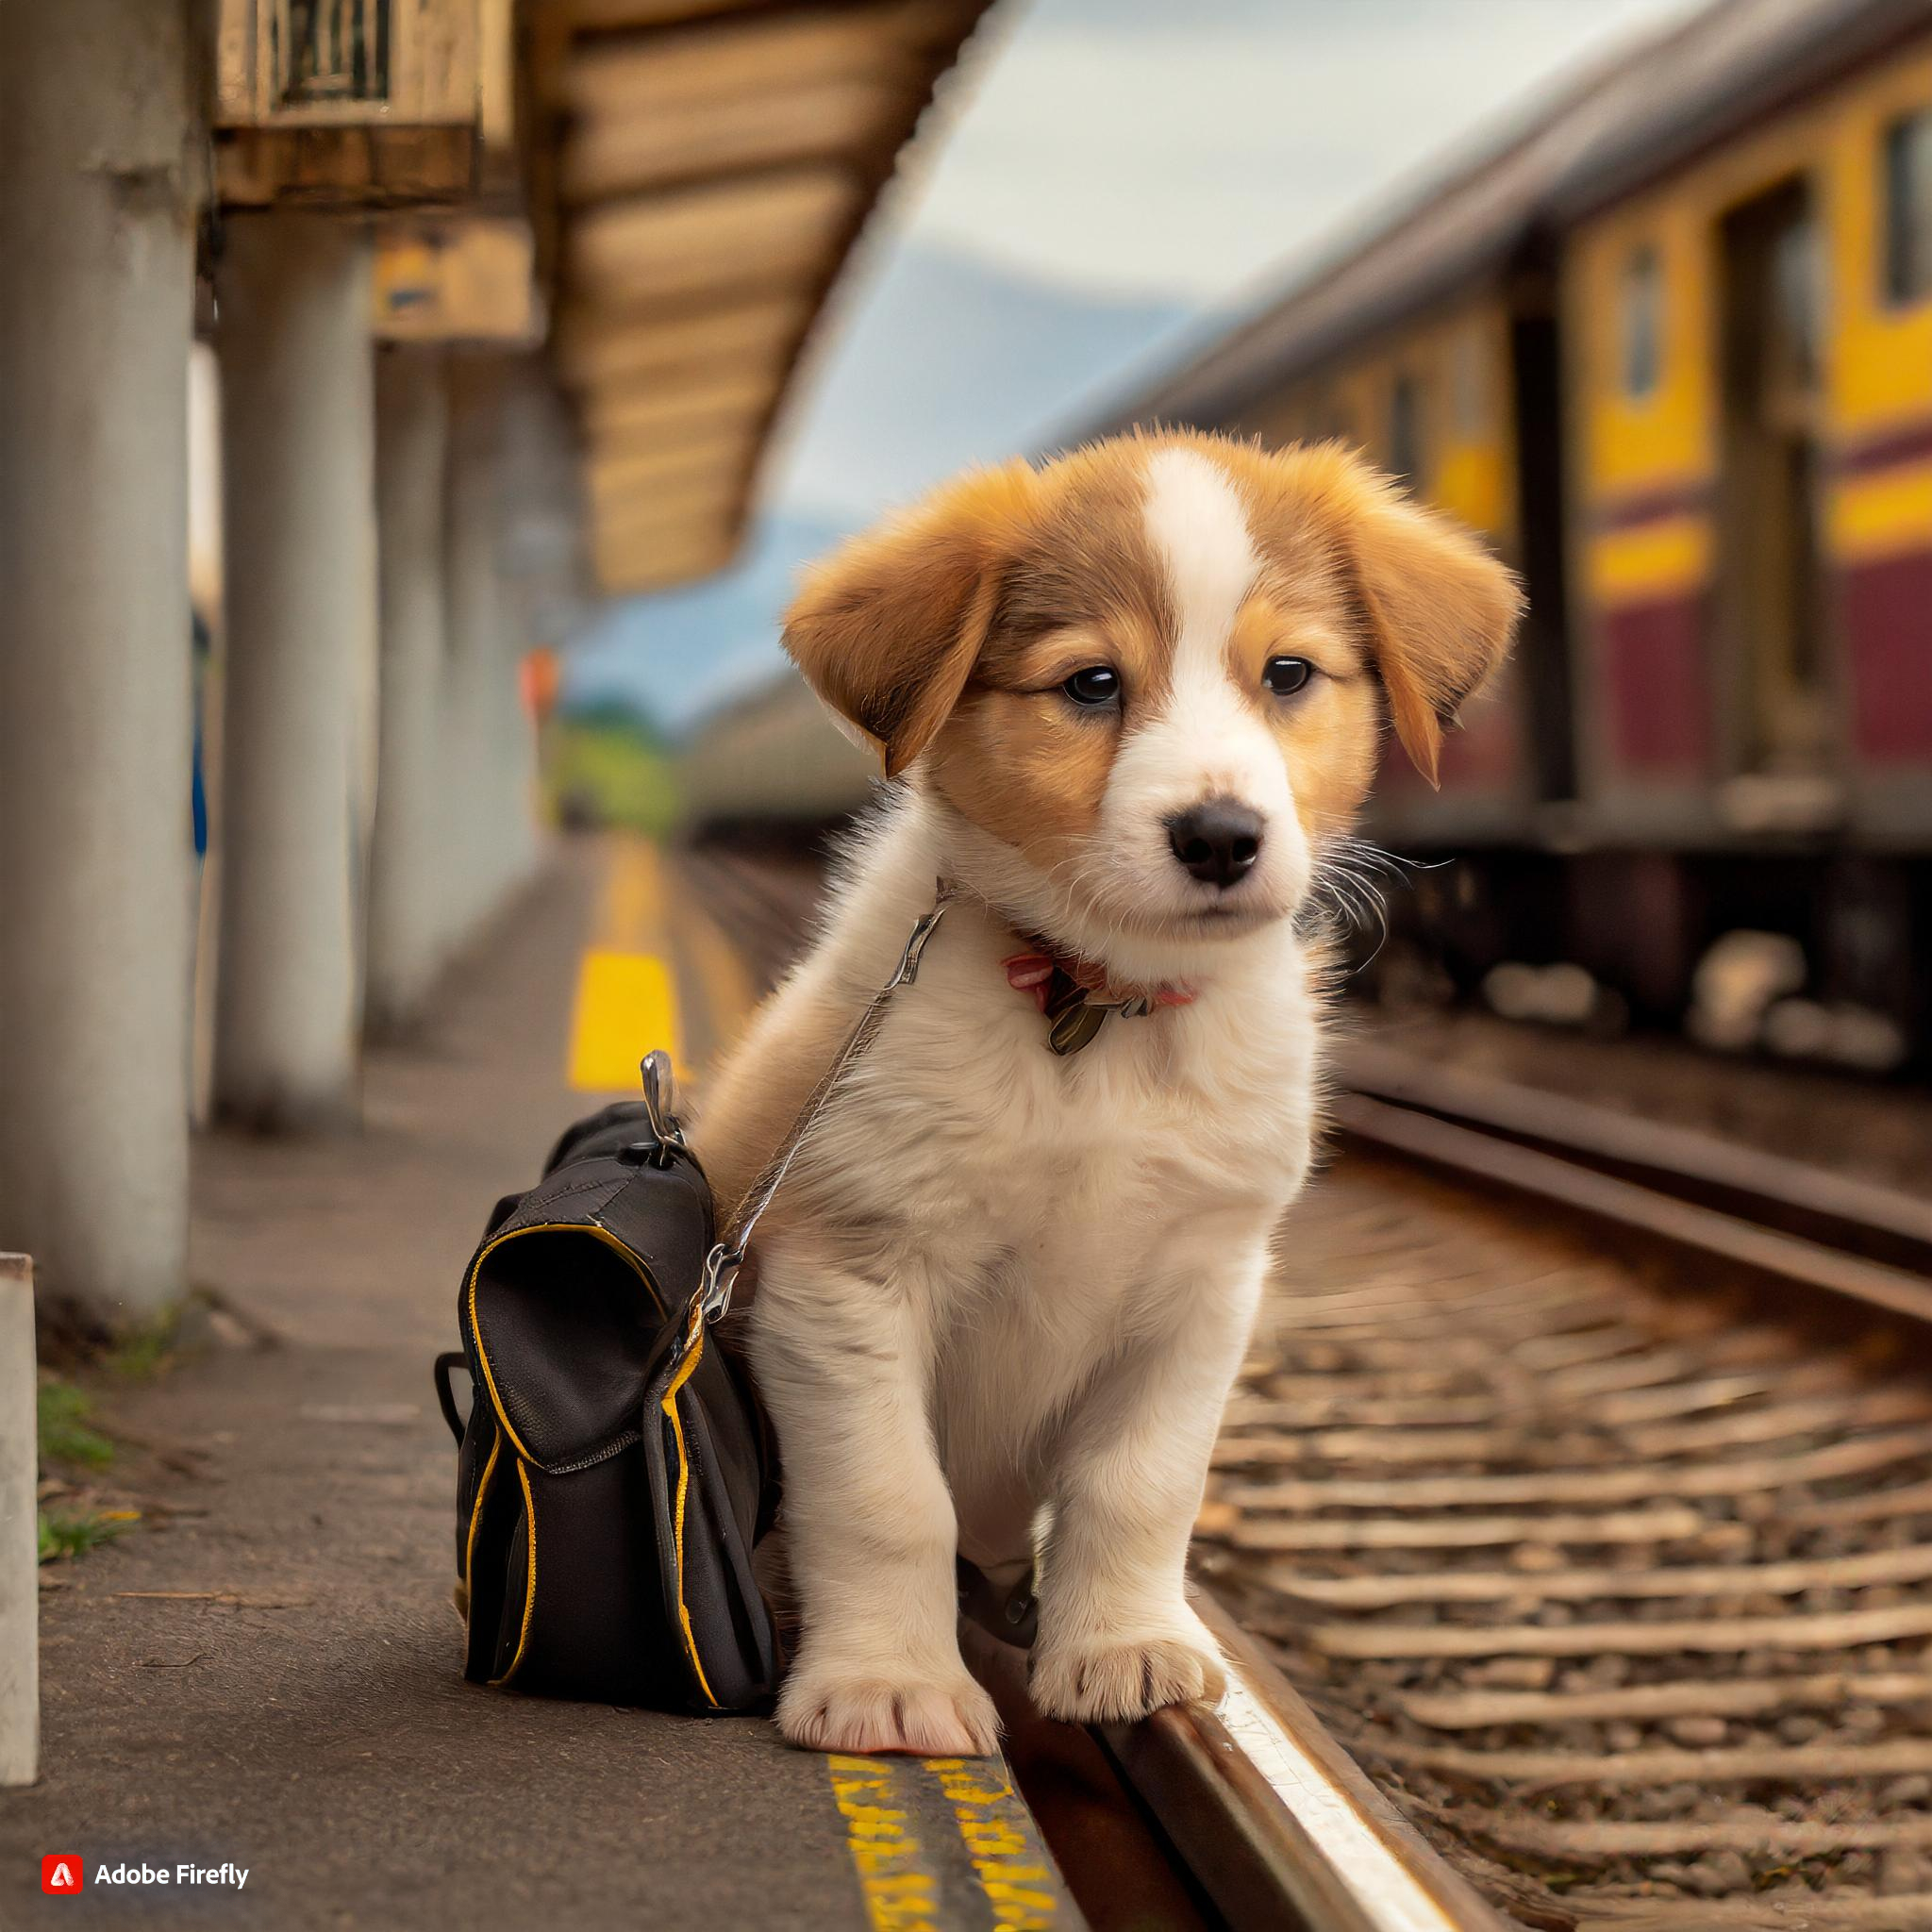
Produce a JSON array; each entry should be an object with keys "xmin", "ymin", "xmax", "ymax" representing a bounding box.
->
[
  {"xmin": 213, "ymin": 216, "xmax": 378, "ymax": 1131},
  {"xmin": 366, "ymin": 345, "xmax": 451, "ymax": 1037},
  {"xmin": 0, "ymin": 0, "xmax": 200, "ymax": 1323},
  {"xmin": 441, "ymin": 354, "xmax": 525, "ymax": 956}
]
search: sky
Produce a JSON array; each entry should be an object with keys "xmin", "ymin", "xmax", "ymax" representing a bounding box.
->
[{"xmin": 563, "ymin": 0, "xmax": 1694, "ymax": 733}]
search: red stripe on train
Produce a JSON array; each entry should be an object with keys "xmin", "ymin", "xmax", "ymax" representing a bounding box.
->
[
  {"xmin": 1600, "ymin": 595, "xmax": 1710, "ymax": 774},
  {"xmin": 1841, "ymin": 550, "xmax": 1932, "ymax": 763}
]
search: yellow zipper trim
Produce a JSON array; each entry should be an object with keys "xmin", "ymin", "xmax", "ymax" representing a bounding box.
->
[
  {"xmin": 465, "ymin": 1219, "xmax": 662, "ymax": 1467},
  {"xmin": 462, "ymin": 1434, "xmax": 502, "ymax": 1603},
  {"xmin": 466, "ymin": 1212, "xmax": 720, "ymax": 1704},
  {"xmin": 660, "ymin": 1308, "xmax": 720, "ymax": 1708},
  {"xmin": 491, "ymin": 1461, "xmax": 540, "ymax": 1688}
]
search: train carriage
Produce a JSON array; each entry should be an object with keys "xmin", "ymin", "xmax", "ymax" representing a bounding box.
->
[
  {"xmin": 1560, "ymin": 27, "xmax": 1932, "ymax": 844},
  {"xmin": 1244, "ymin": 295, "xmax": 1535, "ymax": 845}
]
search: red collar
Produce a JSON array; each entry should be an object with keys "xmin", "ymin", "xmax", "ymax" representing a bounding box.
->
[{"xmin": 1001, "ymin": 941, "xmax": 1197, "ymax": 1015}]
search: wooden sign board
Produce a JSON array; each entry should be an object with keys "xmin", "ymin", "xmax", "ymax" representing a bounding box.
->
[{"xmin": 213, "ymin": 0, "xmax": 514, "ymax": 208}]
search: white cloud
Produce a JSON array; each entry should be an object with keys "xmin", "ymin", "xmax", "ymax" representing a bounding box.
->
[{"xmin": 892, "ymin": 0, "xmax": 1695, "ymax": 303}]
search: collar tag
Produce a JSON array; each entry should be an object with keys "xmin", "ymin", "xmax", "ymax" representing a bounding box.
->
[
  {"xmin": 1008, "ymin": 949, "xmax": 1189, "ymax": 1056},
  {"xmin": 1045, "ymin": 993, "xmax": 1110, "ymax": 1057},
  {"xmin": 1042, "ymin": 970, "xmax": 1124, "ymax": 1057}
]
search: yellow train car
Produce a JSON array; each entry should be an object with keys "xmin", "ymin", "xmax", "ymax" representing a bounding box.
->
[
  {"xmin": 1102, "ymin": 131, "xmax": 1589, "ymax": 853},
  {"xmin": 1563, "ymin": 31, "xmax": 1932, "ymax": 842}
]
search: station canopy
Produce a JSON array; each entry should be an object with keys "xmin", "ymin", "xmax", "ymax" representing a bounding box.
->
[{"xmin": 534, "ymin": 0, "xmax": 994, "ymax": 595}]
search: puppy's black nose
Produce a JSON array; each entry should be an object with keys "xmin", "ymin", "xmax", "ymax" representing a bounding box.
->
[{"xmin": 1167, "ymin": 798, "xmax": 1264, "ymax": 889}]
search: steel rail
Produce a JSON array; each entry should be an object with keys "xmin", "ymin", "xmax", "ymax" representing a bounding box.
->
[
  {"xmin": 1335, "ymin": 1090, "xmax": 1932, "ymax": 1329},
  {"xmin": 1337, "ymin": 1041, "xmax": 1932, "ymax": 1274},
  {"xmin": 1090, "ymin": 1591, "xmax": 1508, "ymax": 1932}
]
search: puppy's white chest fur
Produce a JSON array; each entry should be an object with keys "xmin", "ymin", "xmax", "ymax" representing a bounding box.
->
[{"xmin": 725, "ymin": 796, "xmax": 1320, "ymax": 1566}]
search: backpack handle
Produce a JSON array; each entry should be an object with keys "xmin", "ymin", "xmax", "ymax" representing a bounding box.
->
[{"xmin": 433, "ymin": 1351, "xmax": 471, "ymax": 1444}]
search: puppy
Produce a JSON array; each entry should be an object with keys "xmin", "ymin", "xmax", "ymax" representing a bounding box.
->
[{"xmin": 692, "ymin": 431, "xmax": 1519, "ymax": 1756}]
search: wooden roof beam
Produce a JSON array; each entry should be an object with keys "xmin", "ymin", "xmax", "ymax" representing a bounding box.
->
[
  {"xmin": 562, "ymin": 73, "xmax": 919, "ymax": 203},
  {"xmin": 591, "ymin": 519, "xmax": 741, "ymax": 592},
  {"xmin": 592, "ymin": 479, "xmax": 745, "ymax": 537},
  {"xmin": 576, "ymin": 342, "xmax": 795, "ymax": 413},
  {"xmin": 571, "ymin": 168, "xmax": 861, "ymax": 308},
  {"xmin": 556, "ymin": 0, "xmax": 763, "ymax": 32},
  {"xmin": 585, "ymin": 437, "xmax": 750, "ymax": 501},
  {"xmin": 565, "ymin": 3, "xmax": 952, "ymax": 122},
  {"xmin": 553, "ymin": 292, "xmax": 813, "ymax": 390},
  {"xmin": 581, "ymin": 369, "xmax": 770, "ymax": 438}
]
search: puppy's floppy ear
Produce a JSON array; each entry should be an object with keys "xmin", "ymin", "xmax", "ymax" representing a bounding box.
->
[
  {"xmin": 1311, "ymin": 447, "xmax": 1523, "ymax": 787},
  {"xmin": 783, "ymin": 461, "xmax": 1035, "ymax": 778}
]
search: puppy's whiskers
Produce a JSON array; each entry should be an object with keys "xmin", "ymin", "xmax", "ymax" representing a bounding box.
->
[{"xmin": 1307, "ymin": 836, "xmax": 1422, "ymax": 972}]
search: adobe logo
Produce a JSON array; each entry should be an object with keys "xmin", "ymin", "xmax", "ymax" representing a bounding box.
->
[{"xmin": 42, "ymin": 1855, "xmax": 85, "ymax": 1895}]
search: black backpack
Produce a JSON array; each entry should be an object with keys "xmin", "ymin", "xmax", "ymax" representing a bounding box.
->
[
  {"xmin": 435, "ymin": 893, "xmax": 952, "ymax": 1711},
  {"xmin": 435, "ymin": 1063, "xmax": 781, "ymax": 1710}
]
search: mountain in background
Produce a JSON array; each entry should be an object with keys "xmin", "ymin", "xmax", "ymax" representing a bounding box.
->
[
  {"xmin": 560, "ymin": 240, "xmax": 1201, "ymax": 737},
  {"xmin": 774, "ymin": 238, "xmax": 1200, "ymax": 520}
]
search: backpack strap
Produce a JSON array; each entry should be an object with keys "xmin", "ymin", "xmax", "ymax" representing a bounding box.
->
[{"xmin": 676, "ymin": 884, "xmax": 954, "ymax": 1352}]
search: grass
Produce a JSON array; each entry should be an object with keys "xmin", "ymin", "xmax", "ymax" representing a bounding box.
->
[
  {"xmin": 543, "ymin": 708, "xmax": 683, "ymax": 838},
  {"xmin": 37, "ymin": 1509, "xmax": 133, "ymax": 1564},
  {"xmin": 38, "ymin": 1379, "xmax": 113, "ymax": 1470},
  {"xmin": 105, "ymin": 1307, "xmax": 181, "ymax": 1382},
  {"xmin": 37, "ymin": 1374, "xmax": 135, "ymax": 1566}
]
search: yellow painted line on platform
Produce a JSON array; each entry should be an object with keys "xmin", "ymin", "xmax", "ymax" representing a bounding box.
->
[
  {"xmin": 921, "ymin": 1759, "xmax": 1060, "ymax": 1929},
  {"xmin": 592, "ymin": 837, "xmax": 666, "ymax": 951},
  {"xmin": 827, "ymin": 1755, "xmax": 943, "ymax": 1932},
  {"xmin": 568, "ymin": 838, "xmax": 682, "ymax": 1091},
  {"xmin": 567, "ymin": 949, "xmax": 681, "ymax": 1091}
]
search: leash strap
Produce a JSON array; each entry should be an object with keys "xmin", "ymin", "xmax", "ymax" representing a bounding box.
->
[{"xmin": 679, "ymin": 885, "xmax": 955, "ymax": 1344}]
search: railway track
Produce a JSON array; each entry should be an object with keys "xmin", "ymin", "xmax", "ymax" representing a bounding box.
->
[
  {"xmin": 682, "ymin": 841, "xmax": 1932, "ymax": 1930},
  {"xmin": 1200, "ymin": 1046, "xmax": 1932, "ymax": 1929}
]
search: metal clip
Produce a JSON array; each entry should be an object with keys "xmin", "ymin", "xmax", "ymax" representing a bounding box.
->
[
  {"xmin": 665, "ymin": 1242, "xmax": 741, "ymax": 1371},
  {"xmin": 697, "ymin": 1240, "xmax": 741, "ymax": 1324},
  {"xmin": 887, "ymin": 901, "xmax": 949, "ymax": 991},
  {"xmin": 639, "ymin": 1050, "xmax": 686, "ymax": 1166},
  {"xmin": 1045, "ymin": 995, "xmax": 1108, "ymax": 1057}
]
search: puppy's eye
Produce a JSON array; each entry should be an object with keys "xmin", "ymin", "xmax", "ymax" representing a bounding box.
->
[
  {"xmin": 1062, "ymin": 665, "xmax": 1121, "ymax": 708},
  {"xmin": 1262, "ymin": 656, "xmax": 1314, "ymax": 697}
]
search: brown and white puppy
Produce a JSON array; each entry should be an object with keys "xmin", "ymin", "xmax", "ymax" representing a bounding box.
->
[{"xmin": 693, "ymin": 431, "xmax": 1519, "ymax": 1756}]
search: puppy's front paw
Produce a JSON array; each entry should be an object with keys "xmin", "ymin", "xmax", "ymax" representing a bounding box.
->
[
  {"xmin": 778, "ymin": 1658, "xmax": 1001, "ymax": 1757},
  {"xmin": 1030, "ymin": 1616, "xmax": 1227, "ymax": 1724}
]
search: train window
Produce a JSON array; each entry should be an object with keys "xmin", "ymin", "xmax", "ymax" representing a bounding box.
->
[
  {"xmin": 1882, "ymin": 108, "xmax": 1932, "ymax": 304},
  {"xmin": 1620, "ymin": 244, "xmax": 1662, "ymax": 396},
  {"xmin": 1389, "ymin": 374, "xmax": 1425, "ymax": 490},
  {"xmin": 1773, "ymin": 218, "xmax": 1820, "ymax": 387}
]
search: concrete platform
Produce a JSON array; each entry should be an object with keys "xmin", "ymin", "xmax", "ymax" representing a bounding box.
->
[{"xmin": 1, "ymin": 839, "xmax": 1078, "ymax": 1929}]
